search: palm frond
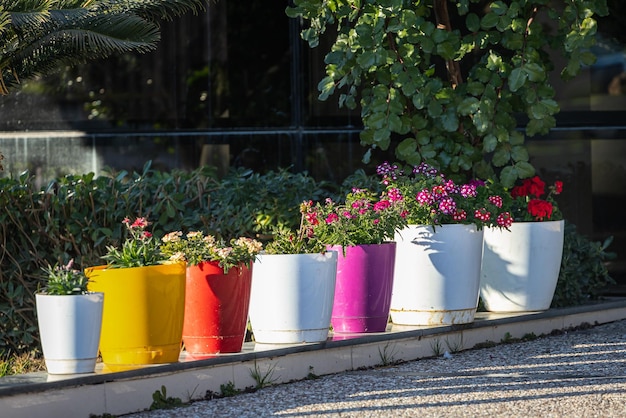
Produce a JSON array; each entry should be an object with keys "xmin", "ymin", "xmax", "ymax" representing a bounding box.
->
[
  {"xmin": 7, "ymin": 14, "xmax": 160, "ymax": 84},
  {"xmin": 92, "ymin": 0, "xmax": 207, "ymax": 22},
  {"xmin": 0, "ymin": 0, "xmax": 208, "ymax": 95}
]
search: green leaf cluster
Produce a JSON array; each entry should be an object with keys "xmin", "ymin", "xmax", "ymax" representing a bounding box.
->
[
  {"xmin": 41, "ymin": 260, "xmax": 89, "ymax": 296},
  {"xmin": 552, "ymin": 222, "xmax": 616, "ymax": 308},
  {"xmin": 288, "ymin": 0, "xmax": 608, "ymax": 186}
]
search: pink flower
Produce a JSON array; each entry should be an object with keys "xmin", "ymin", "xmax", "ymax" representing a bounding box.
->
[
  {"xmin": 326, "ymin": 213, "xmax": 339, "ymax": 224},
  {"xmin": 438, "ymin": 197, "xmax": 456, "ymax": 215},
  {"xmin": 474, "ymin": 208, "xmax": 491, "ymax": 221},
  {"xmin": 452, "ymin": 209, "xmax": 467, "ymax": 221},
  {"xmin": 460, "ymin": 184, "xmax": 477, "ymax": 198},
  {"xmin": 131, "ymin": 217, "xmax": 148, "ymax": 229},
  {"xmin": 373, "ymin": 199, "xmax": 391, "ymax": 212},
  {"xmin": 387, "ymin": 188, "xmax": 403, "ymax": 202},
  {"xmin": 416, "ymin": 189, "xmax": 433, "ymax": 205},
  {"xmin": 488, "ymin": 195, "xmax": 503, "ymax": 208},
  {"xmin": 496, "ymin": 212, "xmax": 513, "ymax": 228}
]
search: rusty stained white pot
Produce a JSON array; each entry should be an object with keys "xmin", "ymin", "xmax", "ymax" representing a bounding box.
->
[{"xmin": 390, "ymin": 224, "xmax": 483, "ymax": 326}]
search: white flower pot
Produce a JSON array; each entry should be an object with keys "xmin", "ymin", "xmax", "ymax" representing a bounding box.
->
[
  {"xmin": 390, "ymin": 224, "xmax": 484, "ymax": 325},
  {"xmin": 249, "ymin": 252, "xmax": 337, "ymax": 344},
  {"xmin": 36, "ymin": 293, "xmax": 104, "ymax": 374},
  {"xmin": 480, "ymin": 220, "xmax": 565, "ymax": 312}
]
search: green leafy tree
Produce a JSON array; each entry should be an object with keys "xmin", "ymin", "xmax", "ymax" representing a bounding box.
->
[{"xmin": 287, "ymin": 0, "xmax": 608, "ymax": 186}]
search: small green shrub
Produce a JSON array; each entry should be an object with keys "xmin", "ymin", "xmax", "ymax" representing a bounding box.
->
[{"xmin": 552, "ymin": 222, "xmax": 616, "ymax": 307}]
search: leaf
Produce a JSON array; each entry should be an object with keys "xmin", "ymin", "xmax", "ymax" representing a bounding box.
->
[
  {"xmin": 492, "ymin": 147, "xmax": 511, "ymax": 167},
  {"xmin": 483, "ymin": 134, "xmax": 497, "ymax": 153},
  {"xmin": 515, "ymin": 161, "xmax": 536, "ymax": 178},
  {"xmin": 427, "ymin": 99, "xmax": 443, "ymax": 117},
  {"xmin": 480, "ymin": 12, "xmax": 500, "ymax": 29},
  {"xmin": 499, "ymin": 166, "xmax": 518, "ymax": 188},
  {"xmin": 458, "ymin": 97, "xmax": 479, "ymax": 115},
  {"xmin": 357, "ymin": 50, "xmax": 377, "ymax": 69},
  {"xmin": 441, "ymin": 110, "xmax": 459, "ymax": 132},
  {"xmin": 508, "ymin": 67, "xmax": 527, "ymax": 92},
  {"xmin": 317, "ymin": 76, "xmax": 335, "ymax": 101},
  {"xmin": 523, "ymin": 62, "xmax": 545, "ymax": 82},
  {"xmin": 511, "ymin": 145, "xmax": 529, "ymax": 162},
  {"xmin": 466, "ymin": 13, "xmax": 480, "ymax": 32}
]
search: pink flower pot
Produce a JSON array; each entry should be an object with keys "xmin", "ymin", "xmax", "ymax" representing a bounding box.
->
[{"xmin": 327, "ymin": 242, "xmax": 396, "ymax": 333}]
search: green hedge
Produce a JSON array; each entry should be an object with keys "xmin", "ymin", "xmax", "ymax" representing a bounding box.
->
[{"xmin": 0, "ymin": 163, "xmax": 337, "ymax": 354}]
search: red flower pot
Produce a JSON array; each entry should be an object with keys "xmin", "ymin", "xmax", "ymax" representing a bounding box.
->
[{"xmin": 183, "ymin": 261, "xmax": 253, "ymax": 355}]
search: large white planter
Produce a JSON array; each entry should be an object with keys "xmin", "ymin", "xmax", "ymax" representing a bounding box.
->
[
  {"xmin": 249, "ymin": 252, "xmax": 337, "ymax": 344},
  {"xmin": 480, "ymin": 220, "xmax": 565, "ymax": 312},
  {"xmin": 390, "ymin": 224, "xmax": 484, "ymax": 326},
  {"xmin": 36, "ymin": 293, "xmax": 104, "ymax": 374}
]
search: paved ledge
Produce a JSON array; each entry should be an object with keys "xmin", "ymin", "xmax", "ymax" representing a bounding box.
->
[{"xmin": 2, "ymin": 298, "xmax": 626, "ymax": 418}]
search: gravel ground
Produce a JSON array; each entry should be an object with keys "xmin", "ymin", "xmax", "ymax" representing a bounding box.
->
[{"xmin": 124, "ymin": 319, "xmax": 626, "ymax": 418}]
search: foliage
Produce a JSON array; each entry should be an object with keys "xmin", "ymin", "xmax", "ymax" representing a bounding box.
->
[
  {"xmin": 510, "ymin": 175, "xmax": 563, "ymax": 222},
  {"xmin": 149, "ymin": 385, "xmax": 182, "ymax": 411},
  {"xmin": 287, "ymin": 0, "xmax": 608, "ymax": 186},
  {"xmin": 305, "ymin": 188, "xmax": 407, "ymax": 247},
  {"xmin": 262, "ymin": 202, "xmax": 328, "ymax": 255},
  {"xmin": 160, "ymin": 231, "xmax": 263, "ymax": 273},
  {"xmin": 0, "ymin": 0, "xmax": 206, "ymax": 95},
  {"xmin": 101, "ymin": 217, "xmax": 166, "ymax": 268},
  {"xmin": 40, "ymin": 260, "xmax": 89, "ymax": 295},
  {"xmin": 0, "ymin": 164, "xmax": 332, "ymax": 355},
  {"xmin": 376, "ymin": 161, "xmax": 512, "ymax": 228},
  {"xmin": 208, "ymin": 168, "xmax": 336, "ymax": 239},
  {"xmin": 0, "ymin": 350, "xmax": 44, "ymax": 377},
  {"xmin": 552, "ymin": 222, "xmax": 616, "ymax": 308}
]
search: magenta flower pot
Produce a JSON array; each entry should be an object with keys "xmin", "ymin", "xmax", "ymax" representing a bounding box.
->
[{"xmin": 327, "ymin": 242, "xmax": 396, "ymax": 333}]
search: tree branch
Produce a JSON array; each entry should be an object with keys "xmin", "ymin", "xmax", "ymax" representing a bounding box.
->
[{"xmin": 433, "ymin": 0, "xmax": 463, "ymax": 88}]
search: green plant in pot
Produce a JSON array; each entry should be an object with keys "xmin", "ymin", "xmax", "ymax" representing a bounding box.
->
[
  {"xmin": 160, "ymin": 231, "xmax": 263, "ymax": 355},
  {"xmin": 297, "ymin": 188, "xmax": 408, "ymax": 333},
  {"xmin": 249, "ymin": 202, "xmax": 339, "ymax": 344},
  {"xmin": 85, "ymin": 217, "xmax": 187, "ymax": 369},
  {"xmin": 36, "ymin": 260, "xmax": 104, "ymax": 374},
  {"xmin": 374, "ymin": 160, "xmax": 512, "ymax": 326},
  {"xmin": 480, "ymin": 175, "xmax": 567, "ymax": 312}
]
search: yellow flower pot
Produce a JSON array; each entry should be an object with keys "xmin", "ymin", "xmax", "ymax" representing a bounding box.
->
[{"xmin": 86, "ymin": 262, "xmax": 186, "ymax": 370}]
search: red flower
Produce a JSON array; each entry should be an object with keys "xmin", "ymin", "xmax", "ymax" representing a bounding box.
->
[
  {"xmin": 305, "ymin": 211, "xmax": 319, "ymax": 226},
  {"xmin": 527, "ymin": 199, "xmax": 553, "ymax": 220},
  {"xmin": 511, "ymin": 176, "xmax": 546, "ymax": 199},
  {"xmin": 554, "ymin": 181, "xmax": 563, "ymax": 194},
  {"xmin": 131, "ymin": 217, "xmax": 148, "ymax": 229},
  {"xmin": 510, "ymin": 184, "xmax": 528, "ymax": 198}
]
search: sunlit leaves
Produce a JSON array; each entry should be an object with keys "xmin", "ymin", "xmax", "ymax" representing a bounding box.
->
[{"xmin": 288, "ymin": 0, "xmax": 608, "ymax": 184}]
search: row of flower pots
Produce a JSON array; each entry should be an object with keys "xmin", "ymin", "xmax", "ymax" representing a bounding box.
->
[
  {"xmin": 36, "ymin": 219, "xmax": 564, "ymax": 375},
  {"xmin": 35, "ymin": 162, "xmax": 565, "ymax": 375}
]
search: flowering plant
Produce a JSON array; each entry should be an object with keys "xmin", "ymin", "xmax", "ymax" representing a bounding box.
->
[
  {"xmin": 101, "ymin": 217, "xmax": 166, "ymax": 268},
  {"xmin": 303, "ymin": 188, "xmax": 407, "ymax": 248},
  {"xmin": 160, "ymin": 231, "xmax": 263, "ymax": 273},
  {"xmin": 264, "ymin": 201, "xmax": 327, "ymax": 255},
  {"xmin": 376, "ymin": 161, "xmax": 513, "ymax": 229},
  {"xmin": 510, "ymin": 176, "xmax": 563, "ymax": 222},
  {"xmin": 41, "ymin": 259, "xmax": 90, "ymax": 295}
]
